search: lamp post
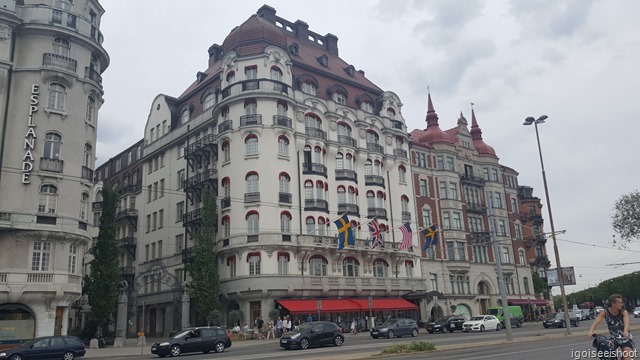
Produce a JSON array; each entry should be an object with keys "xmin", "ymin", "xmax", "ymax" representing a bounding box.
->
[{"xmin": 523, "ymin": 115, "xmax": 571, "ymax": 334}]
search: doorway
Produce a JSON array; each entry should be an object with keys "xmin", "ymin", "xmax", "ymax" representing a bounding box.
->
[
  {"xmin": 250, "ymin": 301, "xmax": 261, "ymax": 327},
  {"xmin": 54, "ymin": 307, "xmax": 64, "ymax": 336}
]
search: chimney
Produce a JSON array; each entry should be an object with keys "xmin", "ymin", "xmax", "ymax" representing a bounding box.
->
[
  {"xmin": 325, "ymin": 33, "xmax": 339, "ymax": 56},
  {"xmin": 207, "ymin": 44, "xmax": 221, "ymax": 67},
  {"xmin": 257, "ymin": 4, "xmax": 276, "ymax": 24},
  {"xmin": 295, "ymin": 20, "xmax": 309, "ymax": 41}
]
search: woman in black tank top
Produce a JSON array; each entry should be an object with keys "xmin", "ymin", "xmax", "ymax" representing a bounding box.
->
[{"xmin": 588, "ymin": 294, "xmax": 635, "ymax": 360}]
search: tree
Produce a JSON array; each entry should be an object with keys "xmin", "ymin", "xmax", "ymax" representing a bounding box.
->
[
  {"xmin": 611, "ymin": 190, "xmax": 640, "ymax": 248},
  {"xmin": 84, "ymin": 188, "xmax": 120, "ymax": 337},
  {"xmin": 532, "ymin": 272, "xmax": 548, "ymax": 295},
  {"xmin": 186, "ymin": 186, "xmax": 221, "ymax": 325}
]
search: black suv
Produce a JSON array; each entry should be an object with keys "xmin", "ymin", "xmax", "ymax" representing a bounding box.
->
[
  {"xmin": 426, "ymin": 316, "xmax": 467, "ymax": 333},
  {"xmin": 151, "ymin": 326, "xmax": 231, "ymax": 357},
  {"xmin": 280, "ymin": 321, "xmax": 344, "ymax": 350},
  {"xmin": 370, "ymin": 318, "xmax": 419, "ymax": 339}
]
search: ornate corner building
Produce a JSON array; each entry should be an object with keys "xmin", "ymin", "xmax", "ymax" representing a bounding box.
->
[{"xmin": 0, "ymin": 0, "xmax": 109, "ymax": 343}]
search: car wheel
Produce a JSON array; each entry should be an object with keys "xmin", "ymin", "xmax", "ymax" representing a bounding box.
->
[
  {"xmin": 169, "ymin": 344, "xmax": 181, "ymax": 357},
  {"xmin": 448, "ymin": 329, "xmax": 454, "ymax": 333},
  {"xmin": 496, "ymin": 323, "xmax": 501, "ymax": 331},
  {"xmin": 214, "ymin": 341, "xmax": 226, "ymax": 353},
  {"xmin": 300, "ymin": 338, "xmax": 310, "ymax": 350},
  {"xmin": 62, "ymin": 352, "xmax": 75, "ymax": 360},
  {"xmin": 480, "ymin": 325, "xmax": 485, "ymax": 332},
  {"xmin": 411, "ymin": 329, "xmax": 418, "ymax": 337},
  {"xmin": 10, "ymin": 355, "xmax": 23, "ymax": 360},
  {"xmin": 334, "ymin": 335, "xmax": 343, "ymax": 347},
  {"xmin": 387, "ymin": 330, "xmax": 395, "ymax": 339},
  {"xmin": 371, "ymin": 335, "xmax": 379, "ymax": 339}
]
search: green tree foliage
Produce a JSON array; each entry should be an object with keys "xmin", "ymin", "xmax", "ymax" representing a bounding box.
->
[
  {"xmin": 228, "ymin": 309, "xmax": 245, "ymax": 327},
  {"xmin": 84, "ymin": 188, "xmax": 120, "ymax": 336},
  {"xmin": 532, "ymin": 272, "xmax": 548, "ymax": 295},
  {"xmin": 611, "ymin": 190, "xmax": 640, "ymax": 248},
  {"xmin": 566, "ymin": 271, "xmax": 640, "ymax": 307},
  {"xmin": 186, "ymin": 187, "xmax": 221, "ymax": 325}
]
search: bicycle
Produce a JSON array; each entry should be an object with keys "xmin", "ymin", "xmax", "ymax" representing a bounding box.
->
[{"xmin": 591, "ymin": 334, "xmax": 632, "ymax": 360}]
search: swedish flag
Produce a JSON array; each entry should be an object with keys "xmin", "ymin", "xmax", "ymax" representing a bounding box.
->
[
  {"xmin": 334, "ymin": 214, "xmax": 355, "ymax": 250},
  {"xmin": 422, "ymin": 224, "xmax": 438, "ymax": 250}
]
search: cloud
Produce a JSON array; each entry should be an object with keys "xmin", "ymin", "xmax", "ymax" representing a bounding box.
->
[{"xmin": 508, "ymin": 0, "xmax": 594, "ymax": 40}]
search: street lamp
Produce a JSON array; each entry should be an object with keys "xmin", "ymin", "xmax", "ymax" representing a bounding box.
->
[{"xmin": 523, "ymin": 115, "xmax": 571, "ymax": 335}]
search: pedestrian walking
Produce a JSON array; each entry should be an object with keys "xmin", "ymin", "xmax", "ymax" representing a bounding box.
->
[
  {"xmin": 266, "ymin": 318, "xmax": 275, "ymax": 340},
  {"xmin": 276, "ymin": 317, "xmax": 283, "ymax": 338},
  {"xmin": 350, "ymin": 319, "xmax": 357, "ymax": 335},
  {"xmin": 306, "ymin": 313, "xmax": 313, "ymax": 323}
]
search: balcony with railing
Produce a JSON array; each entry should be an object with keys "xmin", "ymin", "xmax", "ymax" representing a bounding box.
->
[
  {"xmin": 218, "ymin": 120, "xmax": 233, "ymax": 134},
  {"xmin": 184, "ymin": 169, "xmax": 218, "ymax": 192},
  {"xmin": 279, "ymin": 192, "xmax": 292, "ymax": 204},
  {"xmin": 460, "ymin": 174, "xmax": 486, "ymax": 187},
  {"xmin": 40, "ymin": 158, "xmax": 63, "ymax": 173},
  {"xmin": 393, "ymin": 148, "xmax": 408, "ymax": 159},
  {"xmin": 242, "ymin": 80, "xmax": 260, "ymax": 91},
  {"xmin": 81, "ymin": 166, "xmax": 93, "ymax": 181},
  {"xmin": 42, "ymin": 53, "xmax": 77, "ymax": 72},
  {"xmin": 466, "ymin": 202, "xmax": 486, "ymax": 214},
  {"xmin": 337, "ymin": 135, "xmax": 357, "ymax": 147},
  {"xmin": 469, "ymin": 231, "xmax": 491, "ymax": 243},
  {"xmin": 244, "ymin": 192, "xmax": 260, "ymax": 204},
  {"xmin": 120, "ymin": 266, "xmax": 135, "ymax": 277},
  {"xmin": 364, "ymin": 175, "xmax": 385, "ymax": 188},
  {"xmin": 302, "ymin": 163, "xmax": 327, "ymax": 177},
  {"xmin": 531, "ymin": 255, "xmax": 551, "ymax": 267},
  {"xmin": 182, "ymin": 247, "xmax": 195, "ymax": 264},
  {"xmin": 183, "ymin": 208, "xmax": 202, "ymax": 224},
  {"xmin": 84, "ymin": 66, "xmax": 102, "ymax": 85},
  {"xmin": 219, "ymin": 79, "xmax": 291, "ymax": 101},
  {"xmin": 335, "ymin": 169, "xmax": 357, "ymax": 183},
  {"xmin": 366, "ymin": 142, "xmax": 384, "ymax": 154},
  {"xmin": 305, "ymin": 127, "xmax": 327, "ymax": 141},
  {"xmin": 119, "ymin": 237, "xmax": 137, "ymax": 247},
  {"xmin": 527, "ymin": 211, "xmax": 543, "ymax": 223},
  {"xmin": 304, "ymin": 199, "xmax": 329, "ymax": 212},
  {"xmin": 338, "ymin": 203, "xmax": 359, "ymax": 217},
  {"xmin": 120, "ymin": 184, "xmax": 140, "ymax": 195},
  {"xmin": 273, "ymin": 115, "xmax": 292, "ymax": 128},
  {"xmin": 367, "ymin": 208, "xmax": 387, "ymax": 220},
  {"xmin": 240, "ymin": 114, "xmax": 263, "ymax": 127},
  {"xmin": 116, "ymin": 208, "xmax": 138, "ymax": 220}
]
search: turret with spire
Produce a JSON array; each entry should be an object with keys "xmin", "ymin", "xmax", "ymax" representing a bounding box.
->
[
  {"xmin": 470, "ymin": 107, "xmax": 496, "ymax": 157},
  {"xmin": 419, "ymin": 91, "xmax": 453, "ymax": 144}
]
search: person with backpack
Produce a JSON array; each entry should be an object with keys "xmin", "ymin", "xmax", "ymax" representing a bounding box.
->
[{"xmin": 588, "ymin": 294, "xmax": 636, "ymax": 360}]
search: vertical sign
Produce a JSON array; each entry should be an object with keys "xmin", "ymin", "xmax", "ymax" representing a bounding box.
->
[{"xmin": 22, "ymin": 84, "xmax": 39, "ymax": 184}]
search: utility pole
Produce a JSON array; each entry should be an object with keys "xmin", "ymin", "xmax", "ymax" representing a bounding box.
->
[{"xmin": 488, "ymin": 197, "xmax": 513, "ymax": 341}]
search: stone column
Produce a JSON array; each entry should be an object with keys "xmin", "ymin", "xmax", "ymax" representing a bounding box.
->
[
  {"xmin": 181, "ymin": 291, "xmax": 190, "ymax": 330},
  {"xmin": 114, "ymin": 291, "xmax": 128, "ymax": 347},
  {"xmin": 164, "ymin": 305, "xmax": 174, "ymax": 337},
  {"xmin": 61, "ymin": 307, "xmax": 69, "ymax": 335}
]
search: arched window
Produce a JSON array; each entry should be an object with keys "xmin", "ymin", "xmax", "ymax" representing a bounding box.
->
[
  {"xmin": 373, "ymin": 259, "xmax": 389, "ymax": 278},
  {"xmin": 53, "ymin": 36, "xmax": 70, "ymax": 56},
  {"xmin": 246, "ymin": 212, "xmax": 259, "ymax": 235},
  {"xmin": 422, "ymin": 207, "xmax": 432, "ymax": 227},
  {"xmin": 280, "ymin": 212, "xmax": 291, "ymax": 233},
  {"xmin": 377, "ymin": 191, "xmax": 385, "ymax": 208},
  {"xmin": 373, "ymin": 160, "xmax": 382, "ymax": 175},
  {"xmin": 132, "ymin": 170, "xmax": 138, "ymax": 184},
  {"xmin": 365, "ymin": 159, "xmax": 372, "ymax": 175},
  {"xmin": 123, "ymin": 175, "xmax": 129, "ymax": 187},
  {"xmin": 304, "ymin": 180, "xmax": 313, "ymax": 200},
  {"xmin": 305, "ymin": 216, "xmax": 315, "ymax": 234},
  {"xmin": 344, "ymin": 153, "xmax": 354, "ymax": 170},
  {"xmin": 405, "ymin": 260, "xmax": 414, "ymax": 278},
  {"xmin": 401, "ymin": 196, "xmax": 410, "ymax": 212},
  {"xmin": 523, "ymin": 277, "xmax": 530, "ymax": 295},
  {"xmin": 301, "ymin": 81, "xmax": 316, "ymax": 96},
  {"xmin": 47, "ymin": 82, "xmax": 66, "ymax": 111},
  {"xmin": 246, "ymin": 172, "xmax": 259, "ymax": 194},
  {"xmin": 342, "ymin": 257, "xmax": 359, "ymax": 277},
  {"xmin": 244, "ymin": 98, "xmax": 257, "ymax": 115},
  {"xmin": 271, "ymin": 66, "xmax": 283, "ymax": 91},
  {"xmin": 203, "ymin": 93, "xmax": 215, "ymax": 111},
  {"xmin": 333, "ymin": 90, "xmax": 346, "ymax": 105},
  {"xmin": 305, "ymin": 114, "xmax": 322, "ymax": 129},
  {"xmin": 309, "ymin": 255, "xmax": 327, "ymax": 276},
  {"xmin": 227, "ymin": 256, "xmax": 236, "ymax": 278},
  {"xmin": 367, "ymin": 191, "xmax": 375, "ymax": 208},
  {"xmin": 337, "ymin": 122, "xmax": 352, "ymax": 137},
  {"xmin": 348, "ymin": 187, "xmax": 356, "ymax": 203},
  {"xmin": 221, "ymin": 141, "xmax": 230, "ymax": 162},
  {"xmin": 336, "ymin": 153, "xmax": 344, "ymax": 169},
  {"xmin": 221, "ymin": 216, "xmax": 230, "ymax": 238},
  {"xmin": 398, "ymin": 165, "xmax": 406, "ymax": 183},
  {"xmin": 317, "ymin": 217, "xmax": 326, "ymax": 236},
  {"xmin": 313, "ymin": 146, "xmax": 323, "ymax": 164},
  {"xmin": 180, "ymin": 109, "xmax": 190, "ymax": 124},
  {"xmin": 278, "ymin": 136, "xmax": 289, "ymax": 157},
  {"xmin": 279, "ymin": 173, "xmax": 290, "ymax": 193},
  {"xmin": 248, "ymin": 252, "xmax": 261, "ymax": 275},
  {"xmin": 360, "ymin": 101, "xmax": 373, "ymax": 113},
  {"xmin": 226, "ymin": 71, "xmax": 235, "ymax": 83},
  {"xmin": 245, "ymin": 135, "xmax": 258, "ymax": 156},
  {"xmin": 337, "ymin": 186, "xmax": 346, "ymax": 204},
  {"xmin": 278, "ymin": 252, "xmax": 289, "ymax": 275},
  {"xmin": 86, "ymin": 96, "xmax": 96, "ymax": 124},
  {"xmin": 83, "ymin": 143, "xmax": 92, "ymax": 167},
  {"xmin": 80, "ymin": 192, "xmax": 89, "ymax": 221},
  {"xmin": 43, "ymin": 132, "xmax": 62, "ymax": 159},
  {"xmin": 366, "ymin": 130, "xmax": 379, "ymax": 144},
  {"xmin": 518, "ymin": 249, "xmax": 526, "ymax": 265},
  {"xmin": 386, "ymin": 107, "xmax": 396, "ymax": 118},
  {"xmin": 276, "ymin": 101, "xmax": 287, "ymax": 116},
  {"xmin": 38, "ymin": 184, "xmax": 58, "ymax": 213}
]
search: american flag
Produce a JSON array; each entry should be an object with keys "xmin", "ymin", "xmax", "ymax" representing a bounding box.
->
[
  {"xmin": 399, "ymin": 223, "xmax": 412, "ymax": 250},
  {"xmin": 369, "ymin": 219, "xmax": 383, "ymax": 249}
]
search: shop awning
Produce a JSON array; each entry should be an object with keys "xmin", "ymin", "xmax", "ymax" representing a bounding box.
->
[
  {"xmin": 277, "ymin": 298, "xmax": 418, "ymax": 314},
  {"xmin": 508, "ymin": 299, "xmax": 548, "ymax": 306}
]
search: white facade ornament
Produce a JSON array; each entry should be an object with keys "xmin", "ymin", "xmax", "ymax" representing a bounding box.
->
[
  {"xmin": 329, "ymin": 120, "xmax": 337, "ymax": 131},
  {"xmin": 0, "ymin": 26, "xmax": 11, "ymax": 41},
  {"xmin": 385, "ymin": 135, "xmax": 393, "ymax": 146},
  {"xmin": 358, "ymin": 128, "xmax": 366, "ymax": 139},
  {"xmin": 296, "ymin": 111, "xmax": 305, "ymax": 123}
]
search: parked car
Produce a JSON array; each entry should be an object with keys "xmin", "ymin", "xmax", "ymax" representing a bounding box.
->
[
  {"xmin": 542, "ymin": 312, "xmax": 579, "ymax": 328},
  {"xmin": 487, "ymin": 306, "xmax": 524, "ymax": 328},
  {"xmin": 370, "ymin": 318, "xmax": 419, "ymax": 339},
  {"xmin": 280, "ymin": 321, "xmax": 344, "ymax": 350},
  {"xmin": 594, "ymin": 306, "xmax": 605, "ymax": 315},
  {"xmin": 580, "ymin": 309, "xmax": 595, "ymax": 320},
  {"xmin": 151, "ymin": 326, "xmax": 231, "ymax": 357},
  {"xmin": 462, "ymin": 315, "xmax": 501, "ymax": 332},
  {"xmin": 570, "ymin": 310, "xmax": 584, "ymax": 321},
  {"xmin": 0, "ymin": 336, "xmax": 86, "ymax": 360},
  {"xmin": 634, "ymin": 306, "xmax": 640, "ymax": 318},
  {"xmin": 426, "ymin": 316, "xmax": 466, "ymax": 333}
]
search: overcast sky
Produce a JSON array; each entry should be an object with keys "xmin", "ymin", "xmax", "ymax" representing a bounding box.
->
[{"xmin": 96, "ymin": 0, "xmax": 640, "ymax": 295}]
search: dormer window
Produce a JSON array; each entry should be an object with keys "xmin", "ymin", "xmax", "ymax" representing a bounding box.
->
[
  {"xmin": 361, "ymin": 101, "xmax": 373, "ymax": 113},
  {"xmin": 301, "ymin": 81, "xmax": 316, "ymax": 96},
  {"xmin": 180, "ymin": 109, "xmax": 190, "ymax": 124},
  {"xmin": 386, "ymin": 107, "xmax": 396, "ymax": 118},
  {"xmin": 333, "ymin": 91, "xmax": 346, "ymax": 105},
  {"xmin": 344, "ymin": 65, "xmax": 356, "ymax": 77},
  {"xmin": 289, "ymin": 43, "xmax": 299, "ymax": 56},
  {"xmin": 316, "ymin": 54, "xmax": 328, "ymax": 67},
  {"xmin": 226, "ymin": 71, "xmax": 235, "ymax": 84}
]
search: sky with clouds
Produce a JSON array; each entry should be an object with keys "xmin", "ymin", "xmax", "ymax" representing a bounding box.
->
[{"xmin": 96, "ymin": 0, "xmax": 640, "ymax": 295}]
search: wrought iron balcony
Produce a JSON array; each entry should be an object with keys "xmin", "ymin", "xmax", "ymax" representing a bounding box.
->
[
  {"xmin": 302, "ymin": 163, "xmax": 327, "ymax": 177},
  {"xmin": 116, "ymin": 208, "xmax": 138, "ymax": 220},
  {"xmin": 335, "ymin": 169, "xmax": 357, "ymax": 183},
  {"xmin": 40, "ymin": 157, "xmax": 63, "ymax": 173},
  {"xmin": 182, "ymin": 247, "xmax": 195, "ymax": 264},
  {"xmin": 466, "ymin": 202, "xmax": 486, "ymax": 214},
  {"xmin": 184, "ymin": 169, "xmax": 218, "ymax": 190},
  {"xmin": 460, "ymin": 174, "xmax": 486, "ymax": 187},
  {"xmin": 532, "ymin": 255, "xmax": 551, "ymax": 267},
  {"xmin": 247, "ymin": 235, "xmax": 259, "ymax": 242},
  {"xmin": 84, "ymin": 66, "xmax": 102, "ymax": 85},
  {"xmin": 242, "ymin": 80, "xmax": 260, "ymax": 91},
  {"xmin": 393, "ymin": 148, "xmax": 408, "ymax": 159},
  {"xmin": 367, "ymin": 207, "xmax": 387, "ymax": 220},
  {"xmin": 304, "ymin": 199, "xmax": 329, "ymax": 212},
  {"xmin": 81, "ymin": 166, "xmax": 93, "ymax": 181},
  {"xmin": 120, "ymin": 184, "xmax": 140, "ymax": 195},
  {"xmin": 183, "ymin": 208, "xmax": 202, "ymax": 224},
  {"xmin": 338, "ymin": 203, "xmax": 359, "ymax": 217},
  {"xmin": 337, "ymin": 135, "xmax": 357, "ymax": 147},
  {"xmin": 218, "ymin": 120, "xmax": 233, "ymax": 133},
  {"xmin": 273, "ymin": 115, "xmax": 292, "ymax": 128},
  {"xmin": 42, "ymin": 53, "xmax": 77, "ymax": 72},
  {"xmin": 528, "ymin": 211, "xmax": 543, "ymax": 222},
  {"xmin": 119, "ymin": 237, "xmax": 137, "ymax": 247},
  {"xmin": 221, "ymin": 197, "xmax": 231, "ymax": 209},
  {"xmin": 120, "ymin": 266, "xmax": 135, "ymax": 276},
  {"xmin": 244, "ymin": 192, "xmax": 260, "ymax": 204},
  {"xmin": 365, "ymin": 175, "xmax": 385, "ymax": 187},
  {"xmin": 279, "ymin": 192, "xmax": 292, "ymax": 204},
  {"xmin": 366, "ymin": 142, "xmax": 384, "ymax": 154},
  {"xmin": 240, "ymin": 114, "xmax": 262, "ymax": 127},
  {"xmin": 305, "ymin": 127, "xmax": 327, "ymax": 141},
  {"xmin": 469, "ymin": 231, "xmax": 491, "ymax": 243}
]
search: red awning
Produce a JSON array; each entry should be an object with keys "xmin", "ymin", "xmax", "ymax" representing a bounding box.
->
[
  {"xmin": 277, "ymin": 298, "xmax": 417, "ymax": 314},
  {"xmin": 508, "ymin": 299, "xmax": 548, "ymax": 306}
]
